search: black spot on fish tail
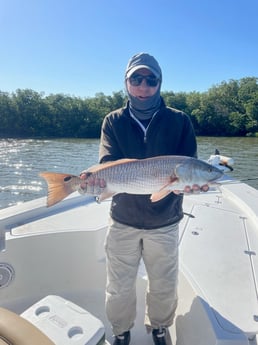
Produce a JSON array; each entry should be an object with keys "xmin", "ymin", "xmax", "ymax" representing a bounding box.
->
[{"xmin": 64, "ymin": 176, "xmax": 73, "ymax": 182}]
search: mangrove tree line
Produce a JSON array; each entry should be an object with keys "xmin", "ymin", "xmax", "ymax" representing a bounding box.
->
[{"xmin": 0, "ymin": 77, "xmax": 258, "ymax": 138}]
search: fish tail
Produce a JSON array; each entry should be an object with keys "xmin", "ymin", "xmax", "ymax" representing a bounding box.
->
[{"xmin": 40, "ymin": 172, "xmax": 78, "ymax": 207}]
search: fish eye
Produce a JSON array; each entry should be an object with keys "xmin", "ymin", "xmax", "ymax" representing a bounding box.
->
[{"xmin": 64, "ymin": 176, "xmax": 72, "ymax": 182}]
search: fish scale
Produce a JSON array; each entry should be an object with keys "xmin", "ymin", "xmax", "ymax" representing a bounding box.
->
[{"xmin": 89, "ymin": 158, "xmax": 173, "ymax": 194}]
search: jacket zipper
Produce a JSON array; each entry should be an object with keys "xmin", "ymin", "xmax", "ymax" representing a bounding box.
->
[{"xmin": 129, "ymin": 110, "xmax": 159, "ymax": 144}]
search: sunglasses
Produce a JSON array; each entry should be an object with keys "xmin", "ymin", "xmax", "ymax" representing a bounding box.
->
[{"xmin": 128, "ymin": 74, "xmax": 160, "ymax": 87}]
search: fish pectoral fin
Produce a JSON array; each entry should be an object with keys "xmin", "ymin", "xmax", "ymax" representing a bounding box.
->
[
  {"xmin": 150, "ymin": 190, "xmax": 172, "ymax": 202},
  {"xmin": 40, "ymin": 172, "xmax": 77, "ymax": 207},
  {"xmin": 150, "ymin": 177, "xmax": 179, "ymax": 202},
  {"xmin": 158, "ymin": 177, "xmax": 179, "ymax": 191}
]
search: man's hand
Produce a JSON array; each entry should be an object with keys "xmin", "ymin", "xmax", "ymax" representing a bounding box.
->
[
  {"xmin": 173, "ymin": 184, "xmax": 210, "ymax": 195},
  {"xmin": 78, "ymin": 172, "xmax": 106, "ymax": 195}
]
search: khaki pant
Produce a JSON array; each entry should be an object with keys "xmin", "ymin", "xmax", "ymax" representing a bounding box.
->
[{"xmin": 104, "ymin": 218, "xmax": 179, "ymax": 336}]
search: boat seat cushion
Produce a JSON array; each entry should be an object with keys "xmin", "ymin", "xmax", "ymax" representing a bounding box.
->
[
  {"xmin": 0, "ymin": 338, "xmax": 11, "ymax": 345},
  {"xmin": 0, "ymin": 307, "xmax": 54, "ymax": 345}
]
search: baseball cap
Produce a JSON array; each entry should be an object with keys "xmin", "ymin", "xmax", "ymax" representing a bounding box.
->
[{"xmin": 125, "ymin": 53, "xmax": 162, "ymax": 80}]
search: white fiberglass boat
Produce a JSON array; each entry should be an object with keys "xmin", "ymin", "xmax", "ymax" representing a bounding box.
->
[{"xmin": 0, "ymin": 154, "xmax": 257, "ymax": 345}]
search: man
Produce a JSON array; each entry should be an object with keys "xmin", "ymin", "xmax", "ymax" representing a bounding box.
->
[{"xmin": 81, "ymin": 53, "xmax": 203, "ymax": 345}]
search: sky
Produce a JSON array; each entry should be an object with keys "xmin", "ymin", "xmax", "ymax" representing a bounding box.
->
[{"xmin": 1, "ymin": 0, "xmax": 258, "ymax": 98}]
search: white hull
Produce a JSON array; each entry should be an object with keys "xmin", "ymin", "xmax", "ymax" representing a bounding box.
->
[{"xmin": 0, "ymin": 181, "xmax": 258, "ymax": 344}]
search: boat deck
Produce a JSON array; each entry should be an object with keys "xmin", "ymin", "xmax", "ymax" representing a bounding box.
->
[{"xmin": 0, "ymin": 183, "xmax": 258, "ymax": 344}]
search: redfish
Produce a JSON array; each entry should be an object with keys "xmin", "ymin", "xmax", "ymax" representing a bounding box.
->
[{"xmin": 40, "ymin": 155, "xmax": 223, "ymax": 207}]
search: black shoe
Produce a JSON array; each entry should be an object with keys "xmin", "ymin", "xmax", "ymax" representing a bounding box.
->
[
  {"xmin": 152, "ymin": 328, "xmax": 167, "ymax": 345},
  {"xmin": 113, "ymin": 331, "xmax": 130, "ymax": 345}
]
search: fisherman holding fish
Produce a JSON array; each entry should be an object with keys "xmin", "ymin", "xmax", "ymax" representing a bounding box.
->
[
  {"xmin": 40, "ymin": 53, "xmax": 216, "ymax": 345},
  {"xmin": 78, "ymin": 54, "xmax": 210, "ymax": 345},
  {"xmin": 39, "ymin": 51, "xmax": 223, "ymax": 344}
]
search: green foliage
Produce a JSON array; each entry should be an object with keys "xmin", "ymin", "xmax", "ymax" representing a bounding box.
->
[
  {"xmin": 0, "ymin": 89, "xmax": 125, "ymax": 138},
  {"xmin": 0, "ymin": 78, "xmax": 257, "ymax": 138}
]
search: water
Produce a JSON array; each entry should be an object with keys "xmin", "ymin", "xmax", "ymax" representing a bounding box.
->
[{"xmin": 0, "ymin": 137, "xmax": 257, "ymax": 210}]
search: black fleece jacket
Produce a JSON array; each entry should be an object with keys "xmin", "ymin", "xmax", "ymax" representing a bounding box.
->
[{"xmin": 99, "ymin": 99, "xmax": 197, "ymax": 229}]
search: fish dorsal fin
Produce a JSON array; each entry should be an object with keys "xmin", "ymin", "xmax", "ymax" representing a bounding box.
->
[{"xmin": 87, "ymin": 158, "xmax": 138, "ymax": 173}]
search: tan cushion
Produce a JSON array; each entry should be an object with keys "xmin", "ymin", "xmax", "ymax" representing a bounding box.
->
[
  {"xmin": 0, "ymin": 307, "xmax": 55, "ymax": 345},
  {"xmin": 0, "ymin": 338, "xmax": 11, "ymax": 345}
]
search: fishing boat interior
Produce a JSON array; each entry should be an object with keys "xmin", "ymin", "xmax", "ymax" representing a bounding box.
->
[{"xmin": 0, "ymin": 153, "xmax": 257, "ymax": 345}]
